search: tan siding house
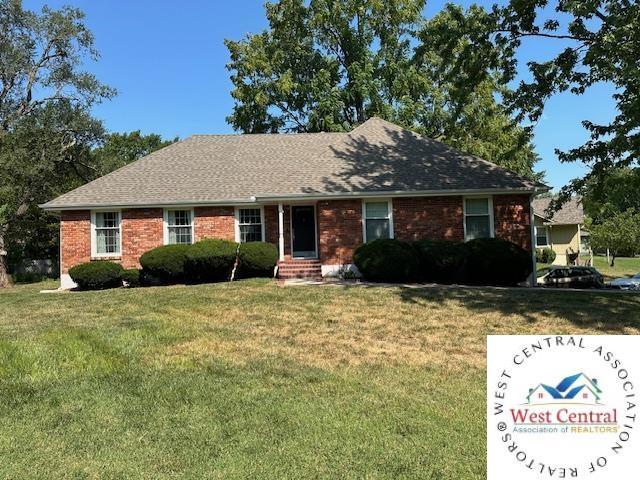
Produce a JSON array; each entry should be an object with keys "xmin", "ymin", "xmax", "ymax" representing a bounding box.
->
[{"xmin": 532, "ymin": 197, "xmax": 588, "ymax": 265}]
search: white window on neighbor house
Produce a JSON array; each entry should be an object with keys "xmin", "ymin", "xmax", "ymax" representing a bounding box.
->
[
  {"xmin": 91, "ymin": 211, "xmax": 121, "ymax": 256},
  {"xmin": 164, "ymin": 209, "xmax": 194, "ymax": 245},
  {"xmin": 236, "ymin": 207, "xmax": 264, "ymax": 242},
  {"xmin": 464, "ymin": 197, "xmax": 493, "ymax": 241},
  {"xmin": 535, "ymin": 226, "xmax": 549, "ymax": 247},
  {"xmin": 363, "ymin": 200, "xmax": 393, "ymax": 242}
]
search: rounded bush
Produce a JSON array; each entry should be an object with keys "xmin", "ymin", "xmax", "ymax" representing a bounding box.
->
[
  {"xmin": 237, "ymin": 242, "xmax": 278, "ymax": 278},
  {"xmin": 353, "ymin": 239, "xmax": 419, "ymax": 283},
  {"xmin": 69, "ymin": 261, "xmax": 123, "ymax": 290},
  {"xmin": 413, "ymin": 239, "xmax": 468, "ymax": 283},
  {"xmin": 535, "ymin": 247, "xmax": 556, "ymax": 264},
  {"xmin": 122, "ymin": 268, "xmax": 141, "ymax": 288},
  {"xmin": 184, "ymin": 239, "xmax": 238, "ymax": 282},
  {"xmin": 139, "ymin": 244, "xmax": 191, "ymax": 283},
  {"xmin": 464, "ymin": 238, "xmax": 533, "ymax": 286}
]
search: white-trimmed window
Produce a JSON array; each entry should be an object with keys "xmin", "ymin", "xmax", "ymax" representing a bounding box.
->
[
  {"xmin": 464, "ymin": 197, "xmax": 493, "ymax": 241},
  {"xmin": 363, "ymin": 200, "xmax": 393, "ymax": 242},
  {"xmin": 92, "ymin": 211, "xmax": 121, "ymax": 256},
  {"xmin": 535, "ymin": 226, "xmax": 549, "ymax": 247},
  {"xmin": 164, "ymin": 209, "xmax": 194, "ymax": 245},
  {"xmin": 236, "ymin": 207, "xmax": 264, "ymax": 242}
]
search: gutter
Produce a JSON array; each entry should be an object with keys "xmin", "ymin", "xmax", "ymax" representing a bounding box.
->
[{"xmin": 41, "ymin": 186, "xmax": 549, "ymax": 212}]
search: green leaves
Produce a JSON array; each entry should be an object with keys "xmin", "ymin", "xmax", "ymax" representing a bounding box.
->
[
  {"xmin": 224, "ymin": 0, "xmax": 540, "ymax": 178},
  {"xmin": 497, "ymin": 0, "xmax": 640, "ymax": 198},
  {"xmin": 589, "ymin": 210, "xmax": 640, "ymax": 259}
]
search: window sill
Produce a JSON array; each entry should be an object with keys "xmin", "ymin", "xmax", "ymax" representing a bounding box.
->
[{"xmin": 91, "ymin": 256, "xmax": 121, "ymax": 261}]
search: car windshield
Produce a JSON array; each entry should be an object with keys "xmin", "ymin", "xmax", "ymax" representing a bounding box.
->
[{"xmin": 537, "ymin": 267, "xmax": 552, "ymax": 277}]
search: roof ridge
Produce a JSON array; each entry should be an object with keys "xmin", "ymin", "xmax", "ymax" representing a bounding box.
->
[{"xmin": 188, "ymin": 131, "xmax": 348, "ymax": 139}]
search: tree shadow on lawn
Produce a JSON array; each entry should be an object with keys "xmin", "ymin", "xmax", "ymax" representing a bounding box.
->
[{"xmin": 395, "ymin": 286, "xmax": 640, "ymax": 333}]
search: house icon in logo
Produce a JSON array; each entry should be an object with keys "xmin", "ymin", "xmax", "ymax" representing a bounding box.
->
[{"xmin": 526, "ymin": 373, "xmax": 602, "ymax": 405}]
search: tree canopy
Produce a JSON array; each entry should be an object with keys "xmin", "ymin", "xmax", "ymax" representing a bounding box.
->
[
  {"xmin": 225, "ymin": 0, "xmax": 540, "ymax": 178},
  {"xmin": 492, "ymin": 0, "xmax": 640, "ymax": 204},
  {"xmin": 92, "ymin": 131, "xmax": 177, "ymax": 175}
]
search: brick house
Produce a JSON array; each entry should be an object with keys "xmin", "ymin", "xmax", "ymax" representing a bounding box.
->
[{"xmin": 41, "ymin": 118, "xmax": 547, "ymax": 288}]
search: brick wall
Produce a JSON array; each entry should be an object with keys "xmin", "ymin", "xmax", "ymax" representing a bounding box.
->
[
  {"xmin": 121, "ymin": 208, "xmax": 164, "ymax": 268},
  {"xmin": 264, "ymin": 205, "xmax": 291, "ymax": 255},
  {"xmin": 59, "ymin": 195, "xmax": 533, "ymax": 274},
  {"xmin": 393, "ymin": 196, "xmax": 464, "ymax": 242},
  {"xmin": 194, "ymin": 206, "xmax": 235, "ymax": 241},
  {"xmin": 60, "ymin": 210, "xmax": 91, "ymax": 273},
  {"xmin": 493, "ymin": 194, "xmax": 533, "ymax": 252},
  {"xmin": 317, "ymin": 199, "xmax": 362, "ymax": 264}
]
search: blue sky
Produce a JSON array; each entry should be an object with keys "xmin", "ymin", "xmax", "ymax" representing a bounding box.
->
[{"xmin": 24, "ymin": 0, "xmax": 616, "ymax": 190}]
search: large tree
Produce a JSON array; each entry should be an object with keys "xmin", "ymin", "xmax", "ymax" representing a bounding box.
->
[
  {"xmin": 0, "ymin": 0, "xmax": 113, "ymax": 286},
  {"xmin": 493, "ymin": 0, "xmax": 640, "ymax": 205},
  {"xmin": 92, "ymin": 131, "xmax": 177, "ymax": 175},
  {"xmin": 225, "ymin": 0, "xmax": 540, "ymax": 177},
  {"xmin": 588, "ymin": 210, "xmax": 640, "ymax": 266}
]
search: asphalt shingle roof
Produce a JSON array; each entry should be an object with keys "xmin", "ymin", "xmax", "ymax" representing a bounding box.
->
[
  {"xmin": 42, "ymin": 117, "xmax": 545, "ymax": 210},
  {"xmin": 532, "ymin": 196, "xmax": 584, "ymax": 225}
]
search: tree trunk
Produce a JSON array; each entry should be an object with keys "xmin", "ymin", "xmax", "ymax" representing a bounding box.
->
[
  {"xmin": 0, "ymin": 231, "xmax": 9, "ymax": 288},
  {"xmin": 610, "ymin": 253, "xmax": 616, "ymax": 268}
]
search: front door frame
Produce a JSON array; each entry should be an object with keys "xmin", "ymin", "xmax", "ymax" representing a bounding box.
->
[{"xmin": 290, "ymin": 204, "xmax": 318, "ymax": 259}]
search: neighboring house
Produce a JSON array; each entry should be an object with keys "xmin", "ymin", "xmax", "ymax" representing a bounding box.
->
[
  {"xmin": 532, "ymin": 196, "xmax": 588, "ymax": 265},
  {"xmin": 41, "ymin": 118, "xmax": 547, "ymax": 288}
]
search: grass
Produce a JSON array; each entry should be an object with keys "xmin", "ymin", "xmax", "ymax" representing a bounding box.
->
[
  {"xmin": 593, "ymin": 255, "xmax": 640, "ymax": 279},
  {"xmin": 1, "ymin": 280, "xmax": 639, "ymax": 479}
]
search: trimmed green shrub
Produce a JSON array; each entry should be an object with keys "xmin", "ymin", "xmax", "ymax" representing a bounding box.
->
[
  {"xmin": 353, "ymin": 239, "xmax": 419, "ymax": 283},
  {"xmin": 464, "ymin": 238, "xmax": 533, "ymax": 286},
  {"xmin": 413, "ymin": 239, "xmax": 468, "ymax": 283},
  {"xmin": 184, "ymin": 239, "xmax": 238, "ymax": 282},
  {"xmin": 122, "ymin": 268, "xmax": 141, "ymax": 288},
  {"xmin": 139, "ymin": 244, "xmax": 191, "ymax": 283},
  {"xmin": 69, "ymin": 261, "xmax": 124, "ymax": 290},
  {"xmin": 535, "ymin": 247, "xmax": 556, "ymax": 264},
  {"xmin": 237, "ymin": 242, "xmax": 278, "ymax": 278}
]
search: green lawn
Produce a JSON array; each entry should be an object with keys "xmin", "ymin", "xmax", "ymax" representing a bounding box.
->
[
  {"xmin": 1, "ymin": 280, "xmax": 639, "ymax": 479},
  {"xmin": 593, "ymin": 255, "xmax": 640, "ymax": 279}
]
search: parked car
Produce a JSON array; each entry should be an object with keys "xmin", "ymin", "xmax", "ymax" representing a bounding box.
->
[
  {"xmin": 608, "ymin": 273, "xmax": 640, "ymax": 291},
  {"xmin": 537, "ymin": 266, "xmax": 604, "ymax": 289}
]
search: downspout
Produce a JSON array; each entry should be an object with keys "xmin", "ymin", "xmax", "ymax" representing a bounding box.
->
[{"xmin": 529, "ymin": 195, "xmax": 537, "ymax": 287}]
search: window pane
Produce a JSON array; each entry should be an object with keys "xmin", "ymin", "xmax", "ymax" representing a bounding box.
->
[
  {"xmin": 365, "ymin": 201, "xmax": 389, "ymax": 219},
  {"xmin": 240, "ymin": 208, "xmax": 261, "ymax": 225},
  {"xmin": 535, "ymin": 227, "xmax": 548, "ymax": 246},
  {"xmin": 465, "ymin": 198, "xmax": 489, "ymax": 215},
  {"xmin": 366, "ymin": 219, "xmax": 390, "ymax": 241},
  {"xmin": 96, "ymin": 228, "xmax": 120, "ymax": 254},
  {"xmin": 169, "ymin": 210, "xmax": 191, "ymax": 226},
  {"xmin": 96, "ymin": 211, "xmax": 118, "ymax": 228},
  {"xmin": 465, "ymin": 216, "xmax": 490, "ymax": 240},
  {"xmin": 240, "ymin": 224, "xmax": 262, "ymax": 242},
  {"xmin": 169, "ymin": 226, "xmax": 192, "ymax": 244}
]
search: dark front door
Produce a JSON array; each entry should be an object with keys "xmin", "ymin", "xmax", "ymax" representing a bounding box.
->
[{"xmin": 291, "ymin": 206, "xmax": 316, "ymax": 257}]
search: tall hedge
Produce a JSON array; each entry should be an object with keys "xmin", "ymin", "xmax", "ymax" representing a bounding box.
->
[
  {"xmin": 353, "ymin": 239, "xmax": 419, "ymax": 283},
  {"xmin": 139, "ymin": 244, "xmax": 191, "ymax": 283},
  {"xmin": 184, "ymin": 239, "xmax": 238, "ymax": 282},
  {"xmin": 69, "ymin": 261, "xmax": 123, "ymax": 290},
  {"xmin": 464, "ymin": 238, "xmax": 532, "ymax": 286},
  {"xmin": 237, "ymin": 242, "xmax": 278, "ymax": 278},
  {"xmin": 413, "ymin": 239, "xmax": 467, "ymax": 283}
]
